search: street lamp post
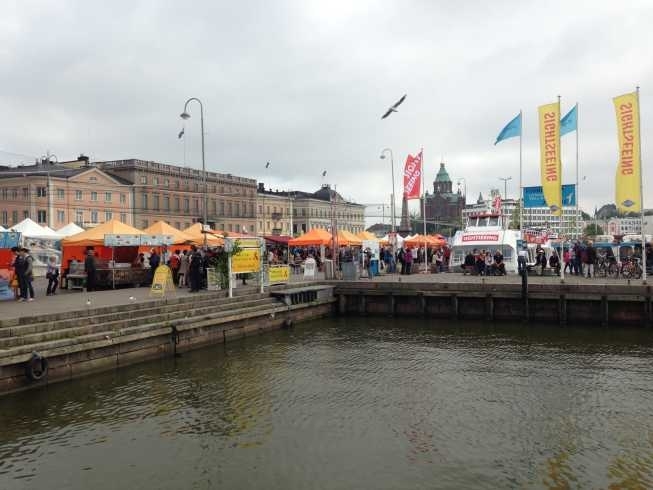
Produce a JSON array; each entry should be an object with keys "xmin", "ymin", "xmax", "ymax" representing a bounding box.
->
[
  {"xmin": 180, "ymin": 97, "xmax": 207, "ymax": 248},
  {"xmin": 498, "ymin": 176, "xmax": 512, "ymax": 231},
  {"xmin": 44, "ymin": 153, "xmax": 57, "ymax": 229},
  {"xmin": 379, "ymin": 149, "xmax": 395, "ymax": 233},
  {"xmin": 498, "ymin": 176, "xmax": 512, "ymax": 201}
]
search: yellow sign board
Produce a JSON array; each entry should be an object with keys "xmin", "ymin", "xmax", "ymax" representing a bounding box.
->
[
  {"xmin": 236, "ymin": 238, "xmax": 261, "ymax": 249},
  {"xmin": 232, "ymin": 249, "xmax": 261, "ymax": 273},
  {"xmin": 268, "ymin": 265, "xmax": 290, "ymax": 284},
  {"xmin": 150, "ymin": 265, "xmax": 175, "ymax": 296}
]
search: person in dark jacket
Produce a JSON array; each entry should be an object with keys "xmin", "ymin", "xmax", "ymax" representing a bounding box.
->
[
  {"xmin": 85, "ymin": 249, "xmax": 97, "ymax": 292},
  {"xmin": 188, "ymin": 245, "xmax": 203, "ymax": 292},
  {"xmin": 148, "ymin": 249, "xmax": 160, "ymax": 284},
  {"xmin": 585, "ymin": 241, "xmax": 597, "ymax": 278},
  {"xmin": 549, "ymin": 249, "xmax": 561, "ymax": 275},
  {"xmin": 463, "ymin": 250, "xmax": 476, "ymax": 274}
]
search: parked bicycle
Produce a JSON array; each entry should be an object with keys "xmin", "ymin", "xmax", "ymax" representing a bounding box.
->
[
  {"xmin": 620, "ymin": 256, "xmax": 643, "ymax": 279},
  {"xmin": 595, "ymin": 254, "xmax": 619, "ymax": 278}
]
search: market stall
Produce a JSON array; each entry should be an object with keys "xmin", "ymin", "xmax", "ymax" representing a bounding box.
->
[
  {"xmin": 0, "ymin": 231, "xmax": 21, "ymax": 301},
  {"xmin": 182, "ymin": 223, "xmax": 225, "ymax": 247},
  {"xmin": 61, "ymin": 220, "xmax": 149, "ymax": 290}
]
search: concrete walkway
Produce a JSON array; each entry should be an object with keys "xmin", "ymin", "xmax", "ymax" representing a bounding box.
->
[{"xmin": 1, "ymin": 270, "xmax": 644, "ymax": 324}]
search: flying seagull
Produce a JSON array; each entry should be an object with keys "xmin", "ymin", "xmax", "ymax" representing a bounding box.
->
[
  {"xmin": 265, "ymin": 161, "xmax": 270, "ymax": 168},
  {"xmin": 178, "ymin": 128, "xmax": 185, "ymax": 139},
  {"xmin": 322, "ymin": 170, "xmax": 327, "ymax": 177},
  {"xmin": 381, "ymin": 94, "xmax": 407, "ymax": 119}
]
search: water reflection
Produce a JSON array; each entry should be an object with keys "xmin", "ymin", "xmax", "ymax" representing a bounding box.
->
[{"xmin": 0, "ymin": 318, "xmax": 652, "ymax": 489}]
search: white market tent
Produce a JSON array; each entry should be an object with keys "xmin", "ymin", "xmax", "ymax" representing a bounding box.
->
[
  {"xmin": 56, "ymin": 222, "xmax": 85, "ymax": 237},
  {"xmin": 381, "ymin": 233, "xmax": 404, "ymax": 246},
  {"xmin": 10, "ymin": 218, "xmax": 61, "ymax": 239},
  {"xmin": 0, "ymin": 225, "xmax": 5, "ymax": 231}
]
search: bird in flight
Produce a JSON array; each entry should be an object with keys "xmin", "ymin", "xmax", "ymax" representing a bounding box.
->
[
  {"xmin": 265, "ymin": 161, "xmax": 270, "ymax": 168},
  {"xmin": 381, "ymin": 94, "xmax": 407, "ymax": 119}
]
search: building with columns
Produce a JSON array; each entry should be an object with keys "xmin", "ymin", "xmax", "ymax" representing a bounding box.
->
[
  {"xmin": 256, "ymin": 183, "xmax": 365, "ymax": 236},
  {"xmin": 97, "ymin": 159, "xmax": 257, "ymax": 233}
]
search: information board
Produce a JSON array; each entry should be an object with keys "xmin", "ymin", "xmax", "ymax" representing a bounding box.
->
[
  {"xmin": 232, "ymin": 249, "xmax": 261, "ymax": 273},
  {"xmin": 140, "ymin": 234, "xmax": 174, "ymax": 246},
  {"xmin": 150, "ymin": 265, "xmax": 175, "ymax": 296},
  {"xmin": 268, "ymin": 265, "xmax": 290, "ymax": 284},
  {"xmin": 104, "ymin": 234, "xmax": 141, "ymax": 246},
  {"xmin": 303, "ymin": 257, "xmax": 316, "ymax": 278}
]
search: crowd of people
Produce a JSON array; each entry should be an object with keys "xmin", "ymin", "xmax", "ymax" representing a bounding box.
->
[{"xmin": 462, "ymin": 248, "xmax": 506, "ymax": 276}]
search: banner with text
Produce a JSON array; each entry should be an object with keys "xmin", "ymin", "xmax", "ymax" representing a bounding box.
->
[
  {"xmin": 538, "ymin": 102, "xmax": 562, "ymax": 216},
  {"xmin": 523, "ymin": 184, "xmax": 576, "ymax": 208},
  {"xmin": 403, "ymin": 150, "xmax": 423, "ymax": 200},
  {"xmin": 614, "ymin": 92, "xmax": 641, "ymax": 213}
]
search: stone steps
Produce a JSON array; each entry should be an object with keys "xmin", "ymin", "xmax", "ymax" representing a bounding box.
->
[
  {"xmin": 0, "ymin": 297, "xmax": 286, "ymax": 364},
  {"xmin": 0, "ymin": 293, "xmax": 270, "ymax": 339},
  {"xmin": 0, "ymin": 290, "xmax": 267, "ymax": 337},
  {"xmin": 0, "ymin": 296, "xmax": 279, "ymax": 349}
]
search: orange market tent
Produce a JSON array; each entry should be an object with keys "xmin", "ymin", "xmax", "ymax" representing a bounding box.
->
[
  {"xmin": 404, "ymin": 234, "xmax": 443, "ymax": 248},
  {"xmin": 356, "ymin": 231, "xmax": 378, "ymax": 241},
  {"xmin": 288, "ymin": 228, "xmax": 332, "ymax": 247},
  {"xmin": 337, "ymin": 230, "xmax": 362, "ymax": 247},
  {"xmin": 143, "ymin": 221, "xmax": 193, "ymax": 245},
  {"xmin": 182, "ymin": 223, "xmax": 225, "ymax": 246},
  {"xmin": 61, "ymin": 220, "xmax": 146, "ymax": 270},
  {"xmin": 61, "ymin": 219, "xmax": 144, "ymax": 247}
]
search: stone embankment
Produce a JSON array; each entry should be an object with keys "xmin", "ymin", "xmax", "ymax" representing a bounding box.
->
[
  {"xmin": 0, "ymin": 285, "xmax": 335, "ymax": 395},
  {"xmin": 334, "ymin": 280, "xmax": 652, "ymax": 327}
]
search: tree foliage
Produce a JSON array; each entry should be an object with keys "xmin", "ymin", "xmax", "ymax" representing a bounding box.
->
[{"xmin": 583, "ymin": 223, "xmax": 604, "ymax": 237}]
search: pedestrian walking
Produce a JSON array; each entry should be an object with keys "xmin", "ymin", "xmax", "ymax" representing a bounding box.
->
[
  {"xmin": 46, "ymin": 256, "xmax": 59, "ymax": 295},
  {"xmin": 18, "ymin": 248, "xmax": 35, "ymax": 301}
]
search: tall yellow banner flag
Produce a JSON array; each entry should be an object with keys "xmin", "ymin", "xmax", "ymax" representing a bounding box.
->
[
  {"xmin": 538, "ymin": 102, "xmax": 562, "ymax": 216},
  {"xmin": 614, "ymin": 92, "xmax": 641, "ymax": 213}
]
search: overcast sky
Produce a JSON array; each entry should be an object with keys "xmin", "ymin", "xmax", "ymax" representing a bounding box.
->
[{"xmin": 1, "ymin": 0, "xmax": 652, "ymax": 222}]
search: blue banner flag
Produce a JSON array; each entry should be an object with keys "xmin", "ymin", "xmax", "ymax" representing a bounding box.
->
[
  {"xmin": 560, "ymin": 104, "xmax": 577, "ymax": 136},
  {"xmin": 494, "ymin": 113, "xmax": 521, "ymax": 145},
  {"xmin": 523, "ymin": 184, "xmax": 576, "ymax": 208}
]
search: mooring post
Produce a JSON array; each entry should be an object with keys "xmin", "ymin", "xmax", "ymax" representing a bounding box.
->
[
  {"xmin": 451, "ymin": 295, "xmax": 459, "ymax": 320},
  {"xmin": 519, "ymin": 259, "xmax": 529, "ymax": 323},
  {"xmin": 389, "ymin": 294, "xmax": 395, "ymax": 316},
  {"xmin": 601, "ymin": 295, "xmax": 609, "ymax": 327},
  {"xmin": 485, "ymin": 294, "xmax": 494, "ymax": 321},
  {"xmin": 338, "ymin": 294, "xmax": 346, "ymax": 315},
  {"xmin": 359, "ymin": 293, "xmax": 366, "ymax": 316},
  {"xmin": 419, "ymin": 293, "xmax": 426, "ymax": 316},
  {"xmin": 559, "ymin": 294, "xmax": 567, "ymax": 326}
]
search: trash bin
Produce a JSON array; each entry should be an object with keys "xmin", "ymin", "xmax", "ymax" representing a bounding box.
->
[
  {"xmin": 341, "ymin": 261, "xmax": 359, "ymax": 280},
  {"xmin": 369, "ymin": 259, "xmax": 379, "ymax": 277},
  {"xmin": 324, "ymin": 259, "xmax": 335, "ymax": 280}
]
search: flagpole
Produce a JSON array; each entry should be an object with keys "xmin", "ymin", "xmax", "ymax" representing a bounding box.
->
[
  {"xmin": 575, "ymin": 103, "xmax": 580, "ymax": 240},
  {"xmin": 422, "ymin": 149, "xmax": 427, "ymax": 273},
  {"xmin": 637, "ymin": 86, "xmax": 646, "ymax": 283},
  {"xmin": 519, "ymin": 109, "xmax": 523, "ymax": 237},
  {"xmin": 558, "ymin": 95, "xmax": 564, "ymax": 282}
]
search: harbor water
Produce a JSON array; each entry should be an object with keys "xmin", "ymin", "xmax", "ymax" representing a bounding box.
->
[{"xmin": 1, "ymin": 317, "xmax": 652, "ymax": 489}]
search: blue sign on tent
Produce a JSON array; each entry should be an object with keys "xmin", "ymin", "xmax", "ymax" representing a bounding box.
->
[
  {"xmin": 0, "ymin": 232, "xmax": 21, "ymax": 249},
  {"xmin": 523, "ymin": 184, "xmax": 576, "ymax": 208}
]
